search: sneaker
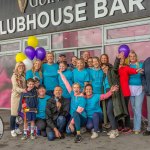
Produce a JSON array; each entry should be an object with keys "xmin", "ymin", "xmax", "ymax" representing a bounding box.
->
[
  {"xmin": 107, "ymin": 130, "xmax": 112, "ymax": 136},
  {"xmin": 122, "ymin": 128, "xmax": 132, "ymax": 134},
  {"xmin": 109, "ymin": 130, "xmax": 119, "ymax": 139},
  {"xmin": 134, "ymin": 131, "xmax": 140, "ymax": 135},
  {"xmin": 21, "ymin": 134, "xmax": 28, "ymax": 140},
  {"xmin": 11, "ymin": 130, "xmax": 17, "ymax": 137},
  {"xmin": 15, "ymin": 128, "xmax": 22, "ymax": 135},
  {"xmin": 30, "ymin": 133, "xmax": 36, "ymax": 140},
  {"xmin": 91, "ymin": 132, "xmax": 98, "ymax": 139},
  {"xmin": 143, "ymin": 130, "xmax": 150, "ymax": 136},
  {"xmin": 74, "ymin": 135, "xmax": 82, "ymax": 143}
]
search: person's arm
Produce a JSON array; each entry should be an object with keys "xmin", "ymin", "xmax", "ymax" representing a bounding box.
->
[
  {"xmin": 100, "ymin": 85, "xmax": 119, "ymax": 101},
  {"xmin": 46, "ymin": 101, "xmax": 56, "ymax": 129},
  {"xmin": 11, "ymin": 75, "xmax": 26, "ymax": 93},
  {"xmin": 58, "ymin": 71, "xmax": 72, "ymax": 93},
  {"xmin": 18, "ymin": 93, "xmax": 24, "ymax": 113}
]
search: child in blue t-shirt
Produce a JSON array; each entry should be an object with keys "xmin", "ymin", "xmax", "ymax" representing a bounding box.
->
[
  {"xmin": 18, "ymin": 78, "xmax": 38, "ymax": 140},
  {"xmin": 58, "ymin": 70, "xmax": 87, "ymax": 143},
  {"xmin": 36, "ymin": 85, "xmax": 51, "ymax": 137}
]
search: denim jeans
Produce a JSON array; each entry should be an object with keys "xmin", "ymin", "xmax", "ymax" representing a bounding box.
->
[
  {"xmin": 86, "ymin": 112, "xmax": 102, "ymax": 132},
  {"xmin": 46, "ymin": 116, "xmax": 66, "ymax": 141},
  {"xmin": 66, "ymin": 112, "xmax": 87, "ymax": 134},
  {"xmin": 130, "ymin": 91, "xmax": 145, "ymax": 131}
]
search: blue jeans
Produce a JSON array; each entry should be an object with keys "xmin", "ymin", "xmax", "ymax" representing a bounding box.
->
[
  {"xmin": 86, "ymin": 112, "xmax": 103, "ymax": 132},
  {"xmin": 46, "ymin": 116, "xmax": 66, "ymax": 141},
  {"xmin": 130, "ymin": 91, "xmax": 145, "ymax": 131},
  {"xmin": 66, "ymin": 112, "xmax": 87, "ymax": 134}
]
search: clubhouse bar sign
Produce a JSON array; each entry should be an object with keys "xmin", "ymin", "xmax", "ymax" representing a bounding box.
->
[{"xmin": 0, "ymin": 0, "xmax": 150, "ymax": 40}]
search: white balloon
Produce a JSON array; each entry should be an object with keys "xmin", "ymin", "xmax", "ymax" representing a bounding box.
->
[{"xmin": 23, "ymin": 58, "xmax": 33, "ymax": 71}]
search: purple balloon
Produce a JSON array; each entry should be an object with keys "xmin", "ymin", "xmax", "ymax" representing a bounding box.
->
[
  {"xmin": 36, "ymin": 47, "xmax": 46, "ymax": 60},
  {"xmin": 118, "ymin": 45, "xmax": 130, "ymax": 58},
  {"xmin": 24, "ymin": 46, "xmax": 35, "ymax": 60}
]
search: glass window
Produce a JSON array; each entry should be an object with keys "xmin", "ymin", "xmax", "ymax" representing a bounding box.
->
[
  {"xmin": 0, "ymin": 42, "xmax": 20, "ymax": 52},
  {"xmin": 0, "ymin": 55, "xmax": 16, "ymax": 108},
  {"xmin": 105, "ymin": 41, "xmax": 150, "ymax": 64},
  {"xmin": 107, "ymin": 24, "xmax": 150, "ymax": 39}
]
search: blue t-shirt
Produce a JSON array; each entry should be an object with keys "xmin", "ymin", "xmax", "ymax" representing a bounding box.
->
[
  {"xmin": 58, "ymin": 69, "xmax": 73, "ymax": 99},
  {"xmin": 89, "ymin": 68, "xmax": 104, "ymax": 94},
  {"xmin": 26, "ymin": 70, "xmax": 42, "ymax": 84},
  {"xmin": 42, "ymin": 63, "xmax": 59, "ymax": 90},
  {"xmin": 73, "ymin": 68, "xmax": 90, "ymax": 90},
  {"xmin": 36, "ymin": 95, "xmax": 51, "ymax": 119},
  {"xmin": 85, "ymin": 94, "xmax": 102, "ymax": 118},
  {"xmin": 70, "ymin": 91, "xmax": 87, "ymax": 118},
  {"xmin": 129, "ymin": 62, "xmax": 143, "ymax": 86}
]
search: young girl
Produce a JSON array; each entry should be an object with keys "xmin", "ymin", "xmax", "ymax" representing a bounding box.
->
[
  {"xmin": 36, "ymin": 85, "xmax": 50, "ymax": 137},
  {"xmin": 129, "ymin": 51, "xmax": 144, "ymax": 134},
  {"xmin": 58, "ymin": 70, "xmax": 87, "ymax": 143},
  {"xmin": 26, "ymin": 59, "xmax": 42, "ymax": 84},
  {"xmin": 84, "ymin": 84, "xmax": 118, "ymax": 139},
  {"xmin": 10, "ymin": 62, "xmax": 26, "ymax": 137},
  {"xmin": 89, "ymin": 57, "xmax": 103, "ymax": 94},
  {"xmin": 72, "ymin": 59, "xmax": 89, "ymax": 91},
  {"xmin": 18, "ymin": 78, "xmax": 38, "ymax": 140},
  {"xmin": 119, "ymin": 55, "xmax": 143, "ymax": 133},
  {"xmin": 58, "ymin": 61, "xmax": 73, "ymax": 100}
]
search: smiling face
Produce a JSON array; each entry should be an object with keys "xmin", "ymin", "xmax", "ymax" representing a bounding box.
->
[
  {"xmin": 71, "ymin": 56, "xmax": 78, "ymax": 66},
  {"xmin": 38, "ymin": 87, "xmax": 46, "ymax": 97},
  {"xmin": 129, "ymin": 52, "xmax": 137, "ymax": 63},
  {"xmin": 46, "ymin": 53, "xmax": 54, "ymax": 64},
  {"xmin": 82, "ymin": 52, "xmax": 90, "ymax": 62},
  {"xmin": 72, "ymin": 84, "xmax": 80, "ymax": 95},
  {"xmin": 100, "ymin": 55, "xmax": 109, "ymax": 65},
  {"xmin": 27, "ymin": 81, "xmax": 35, "ymax": 90},
  {"xmin": 17, "ymin": 63, "xmax": 25, "ymax": 74},
  {"xmin": 34, "ymin": 60, "xmax": 41, "ymax": 71},
  {"xmin": 59, "ymin": 63, "xmax": 67, "ymax": 72},
  {"xmin": 87, "ymin": 58, "xmax": 93, "ymax": 68},
  {"xmin": 76, "ymin": 59, "xmax": 85, "ymax": 70},
  {"xmin": 54, "ymin": 86, "xmax": 62, "ymax": 98},
  {"xmin": 93, "ymin": 58, "xmax": 100, "ymax": 69},
  {"xmin": 85, "ymin": 85, "xmax": 93, "ymax": 96}
]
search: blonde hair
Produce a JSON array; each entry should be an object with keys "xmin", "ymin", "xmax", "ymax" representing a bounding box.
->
[
  {"xmin": 14, "ymin": 62, "xmax": 25, "ymax": 75},
  {"xmin": 46, "ymin": 52, "xmax": 54, "ymax": 57},
  {"xmin": 72, "ymin": 83, "xmax": 81, "ymax": 89},
  {"xmin": 76, "ymin": 58, "xmax": 85, "ymax": 67},
  {"xmin": 32, "ymin": 59, "xmax": 42, "ymax": 77},
  {"xmin": 129, "ymin": 50, "xmax": 139, "ymax": 68}
]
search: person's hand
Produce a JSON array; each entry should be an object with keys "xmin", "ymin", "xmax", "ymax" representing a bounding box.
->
[
  {"xmin": 68, "ymin": 123, "xmax": 75, "ymax": 133},
  {"xmin": 110, "ymin": 85, "xmax": 119, "ymax": 93},
  {"xmin": 54, "ymin": 128, "xmax": 61, "ymax": 138},
  {"xmin": 23, "ymin": 89, "xmax": 27, "ymax": 93},
  {"xmin": 58, "ymin": 70, "xmax": 62, "ymax": 74},
  {"xmin": 117, "ymin": 52, "xmax": 124, "ymax": 59},
  {"xmin": 136, "ymin": 68, "xmax": 144, "ymax": 74},
  {"xmin": 56, "ymin": 101, "xmax": 62, "ymax": 110}
]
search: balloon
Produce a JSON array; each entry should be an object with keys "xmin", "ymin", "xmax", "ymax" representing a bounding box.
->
[
  {"xmin": 24, "ymin": 46, "xmax": 36, "ymax": 60},
  {"xmin": 36, "ymin": 47, "xmax": 46, "ymax": 60},
  {"xmin": 118, "ymin": 45, "xmax": 130, "ymax": 58},
  {"xmin": 27, "ymin": 36, "xmax": 38, "ymax": 48},
  {"xmin": 15, "ymin": 52, "xmax": 27, "ymax": 62},
  {"xmin": 23, "ymin": 58, "xmax": 33, "ymax": 71}
]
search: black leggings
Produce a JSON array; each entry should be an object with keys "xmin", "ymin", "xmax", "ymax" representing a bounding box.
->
[
  {"xmin": 35, "ymin": 119, "xmax": 47, "ymax": 136},
  {"xmin": 10, "ymin": 116, "xmax": 19, "ymax": 130}
]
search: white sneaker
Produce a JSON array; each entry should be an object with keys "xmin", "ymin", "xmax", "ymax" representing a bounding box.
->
[
  {"xmin": 91, "ymin": 132, "xmax": 99, "ymax": 139},
  {"xmin": 15, "ymin": 128, "xmax": 22, "ymax": 135},
  {"xmin": 107, "ymin": 130, "xmax": 112, "ymax": 136},
  {"xmin": 109, "ymin": 130, "xmax": 119, "ymax": 139},
  {"xmin": 11, "ymin": 130, "xmax": 17, "ymax": 137}
]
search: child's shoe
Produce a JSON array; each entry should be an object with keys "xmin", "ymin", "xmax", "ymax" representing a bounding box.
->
[
  {"xmin": 11, "ymin": 130, "xmax": 17, "ymax": 137},
  {"xmin": 21, "ymin": 134, "xmax": 28, "ymax": 140},
  {"xmin": 109, "ymin": 130, "xmax": 119, "ymax": 139},
  {"xmin": 91, "ymin": 132, "xmax": 98, "ymax": 139},
  {"xmin": 74, "ymin": 134, "xmax": 82, "ymax": 143},
  {"xmin": 15, "ymin": 128, "xmax": 22, "ymax": 135},
  {"xmin": 30, "ymin": 133, "xmax": 36, "ymax": 140}
]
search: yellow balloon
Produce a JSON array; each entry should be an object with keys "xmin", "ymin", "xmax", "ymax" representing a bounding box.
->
[
  {"xmin": 16, "ymin": 52, "xmax": 27, "ymax": 62},
  {"xmin": 27, "ymin": 36, "xmax": 38, "ymax": 48}
]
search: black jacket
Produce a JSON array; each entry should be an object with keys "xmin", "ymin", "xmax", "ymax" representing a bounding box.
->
[
  {"xmin": 142, "ymin": 57, "xmax": 150, "ymax": 96},
  {"xmin": 46, "ymin": 96, "xmax": 70, "ymax": 129}
]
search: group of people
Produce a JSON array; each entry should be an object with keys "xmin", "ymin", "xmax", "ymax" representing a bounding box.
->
[{"xmin": 10, "ymin": 50, "xmax": 150, "ymax": 143}]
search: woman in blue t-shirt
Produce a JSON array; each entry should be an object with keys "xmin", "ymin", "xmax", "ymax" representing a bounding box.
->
[
  {"xmin": 58, "ymin": 70, "xmax": 87, "ymax": 143},
  {"xmin": 84, "ymin": 84, "xmax": 118, "ymax": 139},
  {"xmin": 72, "ymin": 59, "xmax": 90, "ymax": 91},
  {"xmin": 26, "ymin": 59, "xmax": 42, "ymax": 84},
  {"xmin": 129, "ymin": 51, "xmax": 144, "ymax": 134},
  {"xmin": 89, "ymin": 57, "xmax": 104, "ymax": 94},
  {"xmin": 58, "ymin": 61, "xmax": 73, "ymax": 100},
  {"xmin": 42, "ymin": 52, "xmax": 59, "ymax": 97},
  {"xmin": 36, "ymin": 85, "xmax": 51, "ymax": 137}
]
